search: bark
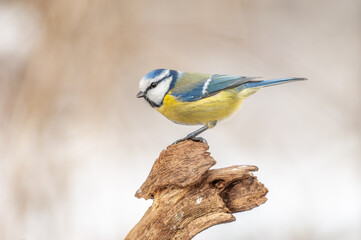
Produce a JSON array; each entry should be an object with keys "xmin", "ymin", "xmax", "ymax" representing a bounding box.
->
[{"xmin": 125, "ymin": 140, "xmax": 268, "ymax": 240}]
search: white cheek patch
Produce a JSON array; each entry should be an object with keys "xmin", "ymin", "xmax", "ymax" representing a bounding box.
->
[{"xmin": 146, "ymin": 76, "xmax": 172, "ymax": 106}]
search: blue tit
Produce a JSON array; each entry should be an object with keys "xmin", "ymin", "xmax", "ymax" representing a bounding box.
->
[{"xmin": 136, "ymin": 69, "xmax": 306, "ymax": 144}]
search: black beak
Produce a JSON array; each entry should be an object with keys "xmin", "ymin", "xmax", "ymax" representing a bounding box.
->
[{"xmin": 136, "ymin": 91, "xmax": 145, "ymax": 98}]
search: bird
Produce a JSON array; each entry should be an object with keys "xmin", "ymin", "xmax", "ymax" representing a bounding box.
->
[{"xmin": 136, "ymin": 69, "xmax": 306, "ymax": 144}]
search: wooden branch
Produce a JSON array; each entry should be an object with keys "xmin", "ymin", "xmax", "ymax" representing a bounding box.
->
[{"xmin": 126, "ymin": 140, "xmax": 268, "ymax": 240}]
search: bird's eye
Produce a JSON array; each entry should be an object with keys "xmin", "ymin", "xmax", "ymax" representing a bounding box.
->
[{"xmin": 150, "ymin": 82, "xmax": 158, "ymax": 89}]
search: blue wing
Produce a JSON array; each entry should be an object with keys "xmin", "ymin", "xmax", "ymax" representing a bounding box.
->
[
  {"xmin": 171, "ymin": 74, "xmax": 257, "ymax": 102},
  {"xmin": 171, "ymin": 72, "xmax": 306, "ymax": 102},
  {"xmin": 206, "ymin": 74, "xmax": 258, "ymax": 94}
]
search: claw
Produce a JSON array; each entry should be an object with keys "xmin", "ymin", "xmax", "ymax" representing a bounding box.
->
[
  {"xmin": 191, "ymin": 137, "xmax": 208, "ymax": 144},
  {"xmin": 172, "ymin": 137, "xmax": 208, "ymax": 145},
  {"xmin": 172, "ymin": 121, "xmax": 216, "ymax": 145},
  {"xmin": 172, "ymin": 137, "xmax": 187, "ymax": 145}
]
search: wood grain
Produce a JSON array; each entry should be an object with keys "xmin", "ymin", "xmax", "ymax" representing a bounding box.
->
[{"xmin": 126, "ymin": 140, "xmax": 268, "ymax": 240}]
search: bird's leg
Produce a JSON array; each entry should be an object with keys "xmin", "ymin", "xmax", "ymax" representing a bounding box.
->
[
  {"xmin": 172, "ymin": 126, "xmax": 208, "ymax": 145},
  {"xmin": 172, "ymin": 121, "xmax": 217, "ymax": 145}
]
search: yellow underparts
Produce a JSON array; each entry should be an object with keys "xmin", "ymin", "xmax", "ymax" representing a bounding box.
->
[{"xmin": 156, "ymin": 88, "xmax": 258, "ymax": 125}]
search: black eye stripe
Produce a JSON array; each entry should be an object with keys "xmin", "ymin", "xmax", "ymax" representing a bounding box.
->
[
  {"xmin": 150, "ymin": 82, "xmax": 158, "ymax": 88},
  {"xmin": 147, "ymin": 80, "xmax": 160, "ymax": 91},
  {"xmin": 146, "ymin": 71, "xmax": 173, "ymax": 92}
]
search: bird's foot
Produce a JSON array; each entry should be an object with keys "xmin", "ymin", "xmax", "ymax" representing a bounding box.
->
[
  {"xmin": 172, "ymin": 136, "xmax": 207, "ymax": 145},
  {"xmin": 191, "ymin": 137, "xmax": 208, "ymax": 144}
]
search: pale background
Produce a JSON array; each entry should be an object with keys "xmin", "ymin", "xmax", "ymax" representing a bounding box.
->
[{"xmin": 0, "ymin": 0, "xmax": 360, "ymax": 239}]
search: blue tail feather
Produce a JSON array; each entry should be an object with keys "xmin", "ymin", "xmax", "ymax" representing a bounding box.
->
[{"xmin": 243, "ymin": 77, "xmax": 307, "ymax": 89}]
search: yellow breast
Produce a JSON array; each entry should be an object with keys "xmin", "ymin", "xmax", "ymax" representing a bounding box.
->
[{"xmin": 155, "ymin": 89, "xmax": 244, "ymax": 125}]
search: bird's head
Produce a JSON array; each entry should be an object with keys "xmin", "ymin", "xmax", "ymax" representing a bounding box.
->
[{"xmin": 137, "ymin": 69, "xmax": 180, "ymax": 107}]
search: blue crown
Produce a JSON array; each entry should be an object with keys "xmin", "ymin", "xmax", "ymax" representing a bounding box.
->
[{"xmin": 144, "ymin": 69, "xmax": 167, "ymax": 80}]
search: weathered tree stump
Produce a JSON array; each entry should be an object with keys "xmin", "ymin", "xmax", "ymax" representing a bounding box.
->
[{"xmin": 125, "ymin": 140, "xmax": 268, "ymax": 240}]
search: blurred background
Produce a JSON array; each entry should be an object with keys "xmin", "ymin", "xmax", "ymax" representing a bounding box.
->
[{"xmin": 0, "ymin": 0, "xmax": 360, "ymax": 239}]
